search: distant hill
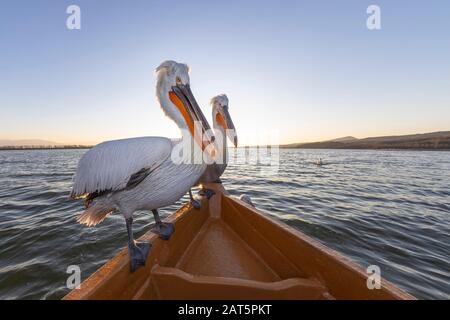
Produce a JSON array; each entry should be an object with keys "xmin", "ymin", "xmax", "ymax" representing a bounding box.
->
[
  {"xmin": 0, "ymin": 139, "xmax": 61, "ymax": 147},
  {"xmin": 281, "ymin": 131, "xmax": 450, "ymax": 150},
  {"xmin": 329, "ymin": 136, "xmax": 358, "ymax": 142}
]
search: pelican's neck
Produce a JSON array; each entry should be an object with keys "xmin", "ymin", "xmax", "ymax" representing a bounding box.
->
[
  {"xmin": 157, "ymin": 86, "xmax": 207, "ymax": 164},
  {"xmin": 156, "ymin": 72, "xmax": 212, "ymax": 165},
  {"xmin": 156, "ymin": 79, "xmax": 190, "ymax": 133}
]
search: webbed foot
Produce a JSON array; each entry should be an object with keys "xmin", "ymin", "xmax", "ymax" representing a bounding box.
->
[
  {"xmin": 128, "ymin": 241, "xmax": 151, "ymax": 272},
  {"xmin": 191, "ymin": 199, "xmax": 201, "ymax": 209},
  {"xmin": 198, "ymin": 188, "xmax": 216, "ymax": 200},
  {"xmin": 151, "ymin": 222, "xmax": 175, "ymax": 240}
]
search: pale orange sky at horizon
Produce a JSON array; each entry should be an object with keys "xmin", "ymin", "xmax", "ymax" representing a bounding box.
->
[{"xmin": 2, "ymin": 124, "xmax": 449, "ymax": 146}]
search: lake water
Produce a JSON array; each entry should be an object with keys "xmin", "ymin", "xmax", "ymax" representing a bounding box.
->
[{"xmin": 0, "ymin": 149, "xmax": 449, "ymax": 299}]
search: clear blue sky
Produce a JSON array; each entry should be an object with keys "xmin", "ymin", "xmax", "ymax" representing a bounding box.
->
[{"xmin": 1, "ymin": 0, "xmax": 449, "ymax": 145}]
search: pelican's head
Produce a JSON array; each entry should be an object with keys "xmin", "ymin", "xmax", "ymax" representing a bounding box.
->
[
  {"xmin": 211, "ymin": 94, "xmax": 238, "ymax": 147},
  {"xmin": 156, "ymin": 60, "xmax": 213, "ymax": 148}
]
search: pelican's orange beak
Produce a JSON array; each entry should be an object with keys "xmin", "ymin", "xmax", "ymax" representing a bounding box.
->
[
  {"xmin": 169, "ymin": 84, "xmax": 214, "ymax": 150},
  {"xmin": 216, "ymin": 108, "xmax": 238, "ymax": 147}
]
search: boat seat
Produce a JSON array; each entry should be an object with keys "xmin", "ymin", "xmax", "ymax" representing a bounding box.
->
[{"xmin": 150, "ymin": 265, "xmax": 331, "ymax": 300}]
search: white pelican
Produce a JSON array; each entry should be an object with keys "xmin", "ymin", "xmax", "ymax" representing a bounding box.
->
[
  {"xmin": 70, "ymin": 60, "xmax": 214, "ymax": 272},
  {"xmin": 189, "ymin": 94, "xmax": 237, "ymax": 206},
  {"xmin": 316, "ymin": 158, "xmax": 324, "ymax": 166}
]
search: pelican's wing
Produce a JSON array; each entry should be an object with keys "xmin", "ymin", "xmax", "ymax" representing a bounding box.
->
[{"xmin": 70, "ymin": 137, "xmax": 172, "ymax": 198}]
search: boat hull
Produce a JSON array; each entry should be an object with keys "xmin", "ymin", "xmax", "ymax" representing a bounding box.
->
[{"xmin": 64, "ymin": 184, "xmax": 414, "ymax": 300}]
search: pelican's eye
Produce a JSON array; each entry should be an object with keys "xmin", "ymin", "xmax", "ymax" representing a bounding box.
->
[{"xmin": 176, "ymin": 76, "xmax": 182, "ymax": 85}]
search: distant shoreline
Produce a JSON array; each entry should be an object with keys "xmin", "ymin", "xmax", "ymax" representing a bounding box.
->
[
  {"xmin": 279, "ymin": 144, "xmax": 450, "ymax": 151},
  {"xmin": 1, "ymin": 146, "xmax": 450, "ymax": 152},
  {"xmin": 0, "ymin": 146, "xmax": 92, "ymax": 151},
  {"xmin": 279, "ymin": 147, "xmax": 450, "ymax": 151},
  {"xmin": 1, "ymin": 131, "xmax": 449, "ymax": 151},
  {"xmin": 280, "ymin": 130, "xmax": 450, "ymax": 151}
]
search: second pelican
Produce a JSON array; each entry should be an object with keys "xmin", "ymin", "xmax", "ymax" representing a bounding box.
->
[{"xmin": 189, "ymin": 94, "xmax": 237, "ymax": 206}]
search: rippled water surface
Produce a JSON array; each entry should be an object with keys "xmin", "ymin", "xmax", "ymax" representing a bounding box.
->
[{"xmin": 0, "ymin": 149, "xmax": 449, "ymax": 299}]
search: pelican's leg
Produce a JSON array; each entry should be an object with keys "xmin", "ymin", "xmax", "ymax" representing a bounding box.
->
[
  {"xmin": 150, "ymin": 209, "xmax": 175, "ymax": 240},
  {"xmin": 126, "ymin": 217, "xmax": 151, "ymax": 273},
  {"xmin": 189, "ymin": 189, "xmax": 201, "ymax": 209}
]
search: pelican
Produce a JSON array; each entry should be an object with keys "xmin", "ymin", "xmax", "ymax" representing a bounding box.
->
[
  {"xmin": 189, "ymin": 94, "xmax": 237, "ymax": 207},
  {"xmin": 70, "ymin": 60, "xmax": 214, "ymax": 272}
]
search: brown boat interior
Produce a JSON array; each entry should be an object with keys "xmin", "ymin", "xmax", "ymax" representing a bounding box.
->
[{"xmin": 64, "ymin": 184, "xmax": 414, "ymax": 300}]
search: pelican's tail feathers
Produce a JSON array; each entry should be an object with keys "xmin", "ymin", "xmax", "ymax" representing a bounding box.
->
[{"xmin": 77, "ymin": 202, "xmax": 115, "ymax": 227}]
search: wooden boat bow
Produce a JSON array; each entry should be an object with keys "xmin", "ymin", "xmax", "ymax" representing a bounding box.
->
[{"xmin": 63, "ymin": 183, "xmax": 415, "ymax": 300}]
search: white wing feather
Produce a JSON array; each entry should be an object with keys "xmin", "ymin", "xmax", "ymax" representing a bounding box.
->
[{"xmin": 71, "ymin": 137, "xmax": 172, "ymax": 197}]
